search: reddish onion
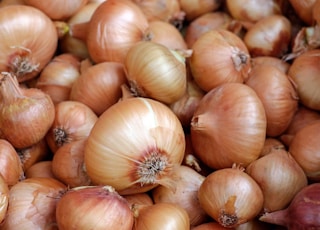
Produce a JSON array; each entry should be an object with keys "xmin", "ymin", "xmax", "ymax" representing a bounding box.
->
[
  {"xmin": 259, "ymin": 183, "xmax": 320, "ymax": 229},
  {"xmin": 288, "ymin": 0, "xmax": 317, "ymax": 26},
  {"xmin": 190, "ymin": 83, "xmax": 267, "ymax": 169}
]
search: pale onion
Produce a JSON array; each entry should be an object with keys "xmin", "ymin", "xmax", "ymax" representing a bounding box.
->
[
  {"xmin": 23, "ymin": 0, "xmax": 88, "ymax": 20},
  {"xmin": 245, "ymin": 64, "xmax": 299, "ymax": 137},
  {"xmin": 69, "ymin": 62, "xmax": 127, "ymax": 116},
  {"xmin": 288, "ymin": 49, "xmax": 320, "ymax": 110},
  {"xmin": 132, "ymin": 202, "xmax": 190, "ymax": 230},
  {"xmin": 189, "ymin": 29, "xmax": 251, "ymax": 92},
  {"xmin": 46, "ymin": 100, "xmax": 98, "ymax": 153},
  {"xmin": 288, "ymin": 0, "xmax": 317, "ymax": 25},
  {"xmin": 17, "ymin": 138, "xmax": 50, "ymax": 171},
  {"xmin": 60, "ymin": 1, "xmax": 104, "ymax": 59},
  {"xmin": 132, "ymin": 0, "xmax": 185, "ymax": 26},
  {"xmin": 289, "ymin": 121, "xmax": 320, "ymax": 181},
  {"xmin": 148, "ymin": 20, "xmax": 188, "ymax": 50},
  {"xmin": 190, "ymin": 83, "xmax": 267, "ymax": 169},
  {"xmin": 0, "ymin": 72, "xmax": 55, "ymax": 149},
  {"xmin": 84, "ymin": 97, "xmax": 185, "ymax": 195},
  {"xmin": 52, "ymin": 139, "xmax": 91, "ymax": 188},
  {"xmin": 0, "ymin": 5, "xmax": 58, "ymax": 82},
  {"xmin": 152, "ymin": 165, "xmax": 208, "ymax": 226},
  {"xmin": 71, "ymin": 0, "xmax": 151, "ymax": 63},
  {"xmin": 179, "ymin": 0, "xmax": 222, "ymax": 21},
  {"xmin": 184, "ymin": 12, "xmax": 233, "ymax": 48},
  {"xmin": 0, "ymin": 177, "xmax": 67, "ymax": 230},
  {"xmin": 56, "ymin": 185, "xmax": 134, "ymax": 230},
  {"xmin": 243, "ymin": 15, "xmax": 292, "ymax": 58},
  {"xmin": 0, "ymin": 174, "xmax": 9, "ymax": 224},
  {"xmin": 0, "ymin": 139, "xmax": 24, "ymax": 187},
  {"xmin": 36, "ymin": 53, "xmax": 81, "ymax": 104},
  {"xmin": 226, "ymin": 0, "xmax": 283, "ymax": 23},
  {"xmin": 124, "ymin": 41, "xmax": 188, "ymax": 104},
  {"xmin": 246, "ymin": 148, "xmax": 308, "ymax": 212},
  {"xmin": 25, "ymin": 161, "xmax": 55, "ymax": 179},
  {"xmin": 198, "ymin": 165, "xmax": 264, "ymax": 228}
]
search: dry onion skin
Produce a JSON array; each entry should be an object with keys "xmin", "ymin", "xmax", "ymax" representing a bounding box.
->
[
  {"xmin": 124, "ymin": 41, "xmax": 187, "ymax": 104},
  {"xmin": 0, "ymin": 177, "xmax": 67, "ymax": 230},
  {"xmin": 56, "ymin": 185, "xmax": 134, "ymax": 230},
  {"xmin": 0, "ymin": 5, "xmax": 58, "ymax": 82},
  {"xmin": 288, "ymin": 49, "xmax": 320, "ymax": 111},
  {"xmin": 190, "ymin": 83, "xmax": 267, "ymax": 169},
  {"xmin": 198, "ymin": 165, "xmax": 264, "ymax": 228},
  {"xmin": 289, "ymin": 121, "xmax": 320, "ymax": 181},
  {"xmin": 84, "ymin": 97, "xmax": 185, "ymax": 195},
  {"xmin": 245, "ymin": 64, "xmax": 299, "ymax": 137},
  {"xmin": 189, "ymin": 29, "xmax": 251, "ymax": 92}
]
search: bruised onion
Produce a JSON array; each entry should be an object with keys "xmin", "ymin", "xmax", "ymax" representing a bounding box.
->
[
  {"xmin": 190, "ymin": 83, "xmax": 267, "ymax": 169},
  {"xmin": 198, "ymin": 164, "xmax": 264, "ymax": 228},
  {"xmin": 189, "ymin": 29, "xmax": 251, "ymax": 92},
  {"xmin": 259, "ymin": 182, "xmax": 320, "ymax": 229},
  {"xmin": 56, "ymin": 185, "xmax": 134, "ymax": 230},
  {"xmin": 84, "ymin": 97, "xmax": 185, "ymax": 195}
]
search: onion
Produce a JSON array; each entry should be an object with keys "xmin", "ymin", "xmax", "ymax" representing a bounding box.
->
[
  {"xmin": 198, "ymin": 164, "xmax": 264, "ymax": 228},
  {"xmin": 243, "ymin": 15, "xmax": 292, "ymax": 58},
  {"xmin": 189, "ymin": 29, "xmax": 251, "ymax": 92},
  {"xmin": 132, "ymin": 202, "xmax": 190, "ymax": 230},
  {"xmin": 288, "ymin": 49, "xmax": 320, "ymax": 110},
  {"xmin": 84, "ymin": 97, "xmax": 185, "ymax": 195},
  {"xmin": 246, "ymin": 148, "xmax": 308, "ymax": 212},
  {"xmin": 0, "ymin": 72, "xmax": 55, "ymax": 149},
  {"xmin": 191, "ymin": 222, "xmax": 231, "ymax": 230},
  {"xmin": 123, "ymin": 192, "xmax": 154, "ymax": 206},
  {"xmin": 124, "ymin": 41, "xmax": 188, "ymax": 104},
  {"xmin": 35, "ymin": 53, "xmax": 81, "ymax": 104},
  {"xmin": 0, "ymin": 177, "xmax": 67, "ymax": 229},
  {"xmin": 288, "ymin": 120, "xmax": 320, "ymax": 181},
  {"xmin": 259, "ymin": 183, "xmax": 320, "ymax": 229},
  {"xmin": 23, "ymin": 0, "xmax": 88, "ymax": 20},
  {"xmin": 260, "ymin": 137, "xmax": 285, "ymax": 157},
  {"xmin": 245, "ymin": 64, "xmax": 299, "ymax": 137},
  {"xmin": 46, "ymin": 100, "xmax": 98, "ymax": 153},
  {"xmin": 25, "ymin": 161, "xmax": 55, "ymax": 179},
  {"xmin": 190, "ymin": 83, "xmax": 267, "ymax": 169},
  {"xmin": 0, "ymin": 5, "xmax": 58, "ymax": 82},
  {"xmin": 0, "ymin": 174, "xmax": 9, "ymax": 223},
  {"xmin": 69, "ymin": 61, "xmax": 127, "ymax": 116},
  {"xmin": 56, "ymin": 185, "xmax": 134, "ymax": 230},
  {"xmin": 288, "ymin": 0, "xmax": 317, "ymax": 25},
  {"xmin": 151, "ymin": 165, "xmax": 208, "ymax": 226},
  {"xmin": 250, "ymin": 56, "xmax": 290, "ymax": 74}
]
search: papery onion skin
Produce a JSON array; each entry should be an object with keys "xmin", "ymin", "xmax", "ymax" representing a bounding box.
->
[
  {"xmin": 259, "ymin": 182, "xmax": 320, "ymax": 229},
  {"xmin": 189, "ymin": 29, "xmax": 251, "ymax": 92},
  {"xmin": 0, "ymin": 174, "xmax": 9, "ymax": 223},
  {"xmin": 288, "ymin": 49, "xmax": 320, "ymax": 111},
  {"xmin": 56, "ymin": 185, "xmax": 134, "ymax": 230},
  {"xmin": 86, "ymin": 0, "xmax": 150, "ymax": 63},
  {"xmin": 0, "ymin": 5, "xmax": 58, "ymax": 82},
  {"xmin": 84, "ymin": 97, "xmax": 185, "ymax": 195},
  {"xmin": 198, "ymin": 166, "xmax": 264, "ymax": 228},
  {"xmin": 0, "ymin": 177, "xmax": 67, "ymax": 230},
  {"xmin": 289, "ymin": 121, "xmax": 320, "ymax": 181},
  {"xmin": 190, "ymin": 83, "xmax": 267, "ymax": 169},
  {"xmin": 245, "ymin": 64, "xmax": 299, "ymax": 137}
]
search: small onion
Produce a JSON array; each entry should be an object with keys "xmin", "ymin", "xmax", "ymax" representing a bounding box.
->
[
  {"xmin": 246, "ymin": 148, "xmax": 308, "ymax": 212},
  {"xmin": 25, "ymin": 161, "xmax": 55, "ymax": 179},
  {"xmin": 198, "ymin": 164, "xmax": 264, "ymax": 228},
  {"xmin": 288, "ymin": 120, "xmax": 320, "ymax": 181},
  {"xmin": 124, "ymin": 41, "xmax": 187, "ymax": 104},
  {"xmin": 132, "ymin": 202, "xmax": 190, "ymax": 230},
  {"xmin": 189, "ymin": 29, "xmax": 251, "ymax": 92},
  {"xmin": 245, "ymin": 64, "xmax": 299, "ymax": 137},
  {"xmin": 84, "ymin": 97, "xmax": 185, "ymax": 195},
  {"xmin": 190, "ymin": 83, "xmax": 267, "ymax": 169},
  {"xmin": 56, "ymin": 185, "xmax": 134, "ymax": 230},
  {"xmin": 259, "ymin": 183, "xmax": 320, "ymax": 229},
  {"xmin": 123, "ymin": 192, "xmax": 154, "ymax": 207}
]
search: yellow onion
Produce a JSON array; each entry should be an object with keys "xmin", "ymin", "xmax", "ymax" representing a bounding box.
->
[
  {"xmin": 0, "ymin": 174, "xmax": 9, "ymax": 223},
  {"xmin": 190, "ymin": 83, "xmax": 267, "ymax": 169},
  {"xmin": 84, "ymin": 97, "xmax": 185, "ymax": 195},
  {"xmin": 56, "ymin": 185, "xmax": 134, "ymax": 230},
  {"xmin": 25, "ymin": 161, "xmax": 55, "ymax": 179}
]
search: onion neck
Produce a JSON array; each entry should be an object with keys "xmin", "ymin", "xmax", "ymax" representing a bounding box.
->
[
  {"xmin": 259, "ymin": 209, "xmax": 289, "ymax": 227},
  {"xmin": 0, "ymin": 72, "xmax": 24, "ymax": 103}
]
